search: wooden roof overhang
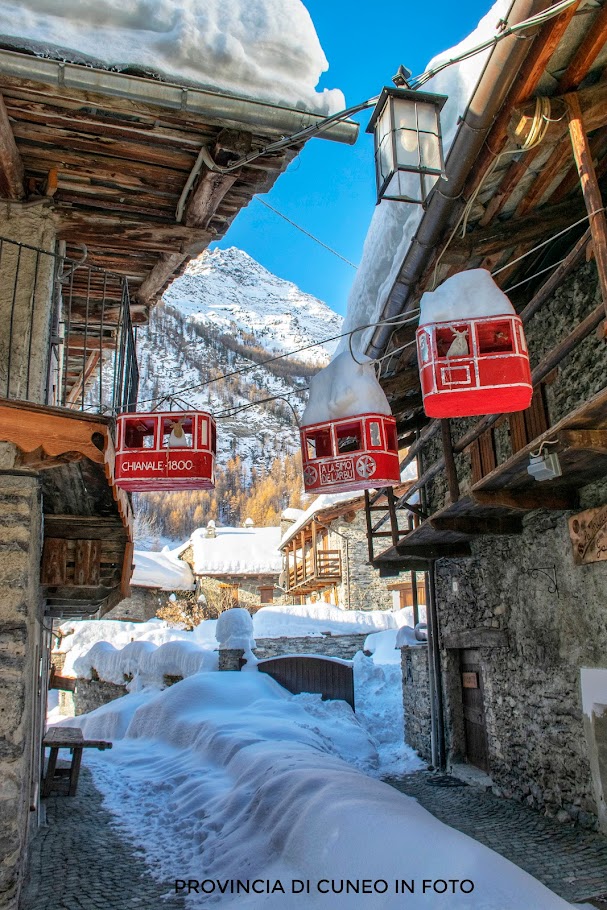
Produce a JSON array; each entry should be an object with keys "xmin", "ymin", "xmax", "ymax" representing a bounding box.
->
[
  {"xmin": 0, "ymin": 47, "xmax": 358, "ymax": 318},
  {"xmin": 361, "ymin": 0, "xmax": 607, "ymax": 566}
]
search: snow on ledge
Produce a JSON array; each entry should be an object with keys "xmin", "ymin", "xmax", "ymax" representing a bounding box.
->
[{"xmin": 0, "ymin": 0, "xmax": 345, "ymax": 114}]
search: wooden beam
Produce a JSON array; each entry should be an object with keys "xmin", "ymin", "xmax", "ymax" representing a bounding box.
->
[
  {"xmin": 53, "ymin": 212, "xmax": 212, "ymax": 253},
  {"xmin": 430, "ymin": 515, "xmax": 523, "ymax": 535},
  {"xmin": 511, "ymin": 81, "xmax": 607, "ymax": 150},
  {"xmin": 0, "ymin": 93, "xmax": 24, "ymax": 199},
  {"xmin": 184, "ymin": 170, "xmax": 238, "ymax": 229},
  {"xmin": 441, "ymin": 419, "xmax": 460, "ymax": 504},
  {"xmin": 394, "ymin": 541, "xmax": 472, "ymax": 560},
  {"xmin": 470, "ymin": 489, "xmax": 578, "ymax": 511},
  {"xmin": 558, "ymin": 429, "xmax": 607, "ymax": 454},
  {"xmin": 559, "ymin": 2, "xmax": 607, "ymax": 92},
  {"xmin": 566, "ymin": 92, "xmax": 607, "ymax": 321},
  {"xmin": 135, "ymin": 251, "xmax": 187, "ymax": 305}
]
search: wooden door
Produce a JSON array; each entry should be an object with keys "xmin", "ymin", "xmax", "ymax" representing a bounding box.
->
[{"xmin": 460, "ymin": 649, "xmax": 489, "ymax": 772}]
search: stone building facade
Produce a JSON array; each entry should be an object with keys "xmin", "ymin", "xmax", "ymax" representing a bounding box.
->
[
  {"xmin": 325, "ymin": 511, "xmax": 394, "ymax": 612},
  {"xmin": 416, "ymin": 260, "xmax": 607, "ymax": 830}
]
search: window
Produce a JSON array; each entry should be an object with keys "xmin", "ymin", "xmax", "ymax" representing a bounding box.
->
[
  {"xmin": 476, "ymin": 320, "xmax": 513, "ymax": 355},
  {"xmin": 336, "ymin": 421, "xmax": 362, "ymax": 454},
  {"xmin": 385, "ymin": 421, "xmax": 398, "ymax": 453},
  {"xmin": 305, "ymin": 427, "xmax": 332, "ymax": 460},
  {"xmin": 124, "ymin": 419, "xmax": 155, "ymax": 449},
  {"xmin": 211, "ymin": 422, "xmax": 217, "ymax": 455},
  {"xmin": 435, "ymin": 324, "xmax": 470, "ymax": 359},
  {"xmin": 259, "ymin": 586, "xmax": 274, "ymax": 604},
  {"xmin": 369, "ymin": 421, "xmax": 382, "ymax": 447},
  {"xmin": 162, "ymin": 416, "xmax": 193, "ymax": 448}
]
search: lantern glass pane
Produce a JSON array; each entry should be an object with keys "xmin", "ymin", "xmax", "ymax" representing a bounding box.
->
[
  {"xmin": 393, "ymin": 98, "xmax": 417, "ymax": 130},
  {"xmin": 396, "ymin": 128, "xmax": 420, "ymax": 168},
  {"xmin": 419, "ymin": 131, "xmax": 441, "ymax": 171},
  {"xmin": 416, "ymin": 102, "xmax": 439, "ymax": 133},
  {"xmin": 386, "ymin": 171, "xmax": 422, "ymax": 204},
  {"xmin": 421, "ymin": 172, "xmax": 439, "ymax": 200}
]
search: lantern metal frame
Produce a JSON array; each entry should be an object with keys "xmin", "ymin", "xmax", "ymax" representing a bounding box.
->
[{"xmin": 366, "ymin": 87, "xmax": 448, "ymax": 206}]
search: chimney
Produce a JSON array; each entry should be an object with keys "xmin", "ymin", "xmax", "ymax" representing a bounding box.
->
[
  {"xmin": 206, "ymin": 520, "xmax": 217, "ymax": 539},
  {"xmin": 244, "ymin": 517, "xmax": 254, "ymax": 529}
]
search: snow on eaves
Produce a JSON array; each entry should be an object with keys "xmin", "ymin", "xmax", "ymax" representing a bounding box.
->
[
  {"xmin": 0, "ymin": 0, "xmax": 344, "ymax": 114},
  {"xmin": 133, "ymin": 547, "xmax": 195, "ymax": 591},
  {"xmin": 341, "ymin": 0, "xmax": 513, "ymax": 353}
]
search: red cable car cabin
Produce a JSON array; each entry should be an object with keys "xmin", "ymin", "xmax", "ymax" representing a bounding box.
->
[
  {"xmin": 416, "ymin": 313, "xmax": 532, "ymax": 418},
  {"xmin": 114, "ymin": 411, "xmax": 216, "ymax": 492},
  {"xmin": 300, "ymin": 413, "xmax": 400, "ymax": 495}
]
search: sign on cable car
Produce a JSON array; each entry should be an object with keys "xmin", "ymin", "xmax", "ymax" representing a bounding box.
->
[
  {"xmin": 299, "ymin": 350, "xmax": 401, "ymax": 495},
  {"xmin": 416, "ymin": 269, "xmax": 532, "ymax": 418},
  {"xmin": 114, "ymin": 410, "xmax": 216, "ymax": 492}
]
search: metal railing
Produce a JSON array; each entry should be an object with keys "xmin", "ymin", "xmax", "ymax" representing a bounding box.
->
[{"xmin": 0, "ymin": 236, "xmax": 138, "ymax": 415}]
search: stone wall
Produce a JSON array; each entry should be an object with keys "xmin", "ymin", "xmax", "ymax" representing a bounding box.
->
[
  {"xmin": 434, "ymin": 505, "xmax": 607, "ymax": 828},
  {"xmin": 254, "ymin": 633, "xmax": 368, "ymax": 661},
  {"xmin": 73, "ymin": 678, "xmax": 127, "ymax": 716},
  {"xmin": 103, "ymin": 586, "xmax": 169, "ymax": 622},
  {"xmin": 0, "ymin": 465, "xmax": 46, "ymax": 909},
  {"xmin": 401, "ymin": 645, "xmax": 431, "ymax": 762},
  {"xmin": 328, "ymin": 511, "xmax": 393, "ymax": 611}
]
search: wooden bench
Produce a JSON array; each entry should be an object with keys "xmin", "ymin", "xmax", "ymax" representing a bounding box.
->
[{"xmin": 42, "ymin": 727, "xmax": 112, "ymax": 797}]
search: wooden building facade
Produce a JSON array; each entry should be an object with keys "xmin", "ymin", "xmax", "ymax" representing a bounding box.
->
[{"xmin": 361, "ymin": 0, "xmax": 607, "ymax": 831}]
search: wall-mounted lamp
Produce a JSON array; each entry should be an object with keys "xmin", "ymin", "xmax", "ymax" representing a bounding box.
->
[
  {"xmin": 527, "ymin": 450, "xmax": 562, "ymax": 482},
  {"xmin": 366, "ymin": 86, "xmax": 447, "ymax": 205}
]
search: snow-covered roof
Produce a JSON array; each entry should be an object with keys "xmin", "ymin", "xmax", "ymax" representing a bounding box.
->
[
  {"xmin": 0, "ymin": 0, "xmax": 344, "ymax": 115},
  {"xmin": 132, "ymin": 547, "xmax": 195, "ymax": 591},
  {"xmin": 281, "ymin": 507, "xmax": 306, "ymax": 522},
  {"xmin": 280, "ymin": 491, "xmax": 362, "ymax": 548},
  {"xmin": 190, "ymin": 526, "xmax": 282, "ymax": 577}
]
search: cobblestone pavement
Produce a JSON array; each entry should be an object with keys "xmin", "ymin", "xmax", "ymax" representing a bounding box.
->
[
  {"xmin": 385, "ymin": 772, "xmax": 607, "ymax": 906},
  {"xmin": 23, "ymin": 767, "xmax": 186, "ymax": 910}
]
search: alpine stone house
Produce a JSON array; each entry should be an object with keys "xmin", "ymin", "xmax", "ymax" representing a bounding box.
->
[
  {"xmin": 363, "ymin": 0, "xmax": 607, "ymax": 832},
  {"xmin": 0, "ymin": 32, "xmax": 357, "ymax": 910}
]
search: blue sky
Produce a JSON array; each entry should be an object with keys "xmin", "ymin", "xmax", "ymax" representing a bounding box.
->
[{"xmin": 213, "ymin": 0, "xmax": 493, "ymax": 317}]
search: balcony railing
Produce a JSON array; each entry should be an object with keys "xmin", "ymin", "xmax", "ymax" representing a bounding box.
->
[
  {"xmin": 288, "ymin": 549, "xmax": 342, "ymax": 591},
  {"xmin": 0, "ymin": 236, "xmax": 138, "ymax": 415}
]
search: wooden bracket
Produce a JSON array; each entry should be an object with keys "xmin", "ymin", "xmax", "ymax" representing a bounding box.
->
[{"xmin": 471, "ymin": 489, "xmax": 578, "ymax": 511}]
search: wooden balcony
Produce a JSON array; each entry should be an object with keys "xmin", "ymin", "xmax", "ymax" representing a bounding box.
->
[{"xmin": 287, "ymin": 549, "xmax": 342, "ymax": 593}]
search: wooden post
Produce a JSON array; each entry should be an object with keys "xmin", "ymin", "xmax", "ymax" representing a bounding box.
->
[
  {"xmin": 566, "ymin": 92, "xmax": 607, "ymax": 334},
  {"xmin": 387, "ymin": 488, "xmax": 400, "ymax": 543},
  {"xmin": 284, "ymin": 545, "xmax": 290, "ymax": 592},
  {"xmin": 311, "ymin": 519, "xmax": 318, "ymax": 580},
  {"xmin": 411, "ymin": 570, "xmax": 419, "ymax": 627},
  {"xmin": 364, "ymin": 490, "xmax": 375, "ymax": 562},
  {"xmin": 440, "ymin": 419, "xmax": 460, "ymax": 504}
]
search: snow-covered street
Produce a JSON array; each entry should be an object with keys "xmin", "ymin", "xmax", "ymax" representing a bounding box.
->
[{"xmin": 39, "ymin": 614, "xmax": 585, "ymax": 909}]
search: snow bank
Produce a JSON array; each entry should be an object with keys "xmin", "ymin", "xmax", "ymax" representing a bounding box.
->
[
  {"xmin": 71, "ymin": 672, "xmax": 571, "ymax": 908},
  {"xmin": 301, "ymin": 349, "xmax": 391, "ymax": 427},
  {"xmin": 132, "ymin": 546, "xmax": 194, "ymax": 590},
  {"xmin": 216, "ymin": 608, "xmax": 255, "ymax": 651},
  {"xmin": 363, "ymin": 629, "xmax": 401, "ymax": 665},
  {"xmin": 252, "ymin": 603, "xmax": 409, "ymax": 638},
  {"xmin": 0, "ymin": 0, "xmax": 344, "ymax": 114},
  {"xmin": 72, "ymin": 638, "xmax": 218, "ymax": 687},
  {"xmin": 419, "ymin": 269, "xmax": 515, "ymax": 325},
  {"xmin": 341, "ymin": 0, "xmax": 513, "ymax": 354}
]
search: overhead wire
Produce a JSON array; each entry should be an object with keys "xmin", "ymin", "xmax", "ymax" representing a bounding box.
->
[{"xmin": 255, "ymin": 198, "xmax": 358, "ymax": 269}]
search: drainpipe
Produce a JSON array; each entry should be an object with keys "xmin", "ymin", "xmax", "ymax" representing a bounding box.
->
[
  {"xmin": 425, "ymin": 565, "xmax": 446, "ymax": 770},
  {"xmin": 366, "ymin": 0, "xmax": 551, "ymax": 359}
]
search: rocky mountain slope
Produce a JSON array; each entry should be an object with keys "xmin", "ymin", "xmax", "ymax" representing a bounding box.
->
[{"xmin": 135, "ymin": 247, "xmax": 343, "ymax": 474}]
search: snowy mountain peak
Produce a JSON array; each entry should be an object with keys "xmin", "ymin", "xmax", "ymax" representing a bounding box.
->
[{"xmin": 136, "ymin": 246, "xmax": 343, "ymax": 473}]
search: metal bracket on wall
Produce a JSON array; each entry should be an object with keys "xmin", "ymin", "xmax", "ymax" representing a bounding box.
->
[{"xmin": 527, "ymin": 566, "xmax": 559, "ymax": 597}]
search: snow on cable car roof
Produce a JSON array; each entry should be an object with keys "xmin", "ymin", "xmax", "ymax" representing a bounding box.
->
[
  {"xmin": 190, "ymin": 526, "xmax": 282, "ymax": 576},
  {"xmin": 418, "ymin": 269, "xmax": 516, "ymax": 326}
]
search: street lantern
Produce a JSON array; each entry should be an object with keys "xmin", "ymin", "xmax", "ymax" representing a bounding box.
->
[{"xmin": 367, "ymin": 87, "xmax": 448, "ymax": 205}]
